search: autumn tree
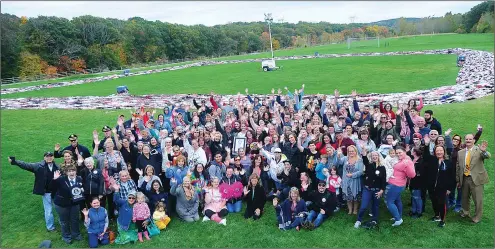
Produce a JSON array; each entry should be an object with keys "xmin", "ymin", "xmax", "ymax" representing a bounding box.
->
[{"xmin": 19, "ymin": 52, "xmax": 42, "ymax": 78}]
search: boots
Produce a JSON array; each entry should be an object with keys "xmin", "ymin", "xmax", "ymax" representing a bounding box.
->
[
  {"xmin": 353, "ymin": 201, "xmax": 359, "ymax": 215},
  {"xmin": 211, "ymin": 213, "xmax": 222, "ymax": 223},
  {"xmin": 347, "ymin": 201, "xmax": 353, "ymax": 215},
  {"xmin": 143, "ymin": 231, "xmax": 150, "ymax": 240},
  {"xmin": 138, "ymin": 232, "xmax": 143, "ymax": 242}
]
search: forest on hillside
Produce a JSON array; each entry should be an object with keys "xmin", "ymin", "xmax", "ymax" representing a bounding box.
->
[{"xmin": 1, "ymin": 1, "xmax": 493, "ymax": 79}]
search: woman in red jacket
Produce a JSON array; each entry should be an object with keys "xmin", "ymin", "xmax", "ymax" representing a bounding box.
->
[{"xmin": 379, "ymin": 101, "xmax": 396, "ymax": 120}]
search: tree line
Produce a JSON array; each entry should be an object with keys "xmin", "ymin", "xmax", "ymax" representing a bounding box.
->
[{"xmin": 1, "ymin": 1, "xmax": 493, "ymax": 79}]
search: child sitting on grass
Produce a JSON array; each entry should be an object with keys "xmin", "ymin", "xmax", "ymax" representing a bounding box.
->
[{"xmin": 153, "ymin": 201, "xmax": 171, "ymax": 230}]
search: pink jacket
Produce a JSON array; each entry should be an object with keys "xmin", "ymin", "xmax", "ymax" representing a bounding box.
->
[
  {"xmin": 204, "ymin": 188, "xmax": 226, "ymax": 213},
  {"xmin": 133, "ymin": 202, "xmax": 150, "ymax": 221},
  {"xmin": 388, "ymin": 158, "xmax": 416, "ymax": 187}
]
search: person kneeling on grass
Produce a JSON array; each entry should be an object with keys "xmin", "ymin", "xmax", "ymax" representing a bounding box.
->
[
  {"xmin": 202, "ymin": 176, "xmax": 228, "ymax": 226},
  {"xmin": 153, "ymin": 201, "xmax": 171, "ymax": 230},
  {"xmin": 243, "ymin": 173, "xmax": 266, "ymax": 220},
  {"xmin": 273, "ymin": 187, "xmax": 307, "ymax": 231},
  {"xmin": 82, "ymin": 197, "xmax": 109, "ymax": 248},
  {"xmin": 112, "ymin": 186, "xmax": 138, "ymax": 245},
  {"xmin": 302, "ymin": 180, "xmax": 336, "ymax": 230}
]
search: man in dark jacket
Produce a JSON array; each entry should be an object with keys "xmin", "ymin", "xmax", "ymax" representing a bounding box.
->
[
  {"xmin": 424, "ymin": 110, "xmax": 442, "ymax": 134},
  {"xmin": 303, "ymin": 181, "xmax": 336, "ymax": 230},
  {"xmin": 54, "ymin": 134, "xmax": 91, "ymax": 162},
  {"xmin": 9, "ymin": 152, "xmax": 59, "ymax": 232}
]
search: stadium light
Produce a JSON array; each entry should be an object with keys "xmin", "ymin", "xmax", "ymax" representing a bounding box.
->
[{"xmin": 264, "ymin": 13, "xmax": 274, "ymax": 59}]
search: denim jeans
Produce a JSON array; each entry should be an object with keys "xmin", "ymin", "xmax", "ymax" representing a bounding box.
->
[
  {"xmin": 306, "ymin": 210, "xmax": 327, "ymax": 228},
  {"xmin": 54, "ymin": 204, "xmax": 81, "ymax": 242},
  {"xmin": 357, "ymin": 187, "xmax": 381, "ymax": 222},
  {"xmin": 88, "ymin": 233, "xmax": 109, "ymax": 248},
  {"xmin": 227, "ymin": 200, "xmax": 242, "ymax": 213},
  {"xmin": 42, "ymin": 193, "xmax": 55, "ymax": 231},
  {"xmin": 447, "ymin": 187, "xmax": 462, "ymax": 209},
  {"xmin": 287, "ymin": 216, "xmax": 304, "ymax": 229},
  {"xmin": 411, "ymin": 189, "xmax": 423, "ymax": 214},
  {"xmin": 384, "ymin": 184, "xmax": 405, "ymax": 221}
]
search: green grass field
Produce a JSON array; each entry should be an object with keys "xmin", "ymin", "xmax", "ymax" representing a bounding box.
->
[
  {"xmin": 3, "ymin": 54, "xmax": 459, "ymax": 98},
  {"xmin": 1, "ymin": 96, "xmax": 493, "ymax": 248},
  {"xmin": 0, "ymin": 61, "xmax": 192, "ymax": 90},
  {"xmin": 0, "ymin": 31, "xmax": 493, "ymax": 248},
  {"xmin": 1, "ymin": 33, "xmax": 492, "ymax": 90}
]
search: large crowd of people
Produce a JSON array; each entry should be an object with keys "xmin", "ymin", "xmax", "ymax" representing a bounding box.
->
[{"xmin": 9, "ymin": 86, "xmax": 490, "ymax": 247}]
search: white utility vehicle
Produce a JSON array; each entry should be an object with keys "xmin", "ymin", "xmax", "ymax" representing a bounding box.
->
[{"xmin": 261, "ymin": 59, "xmax": 278, "ymax": 71}]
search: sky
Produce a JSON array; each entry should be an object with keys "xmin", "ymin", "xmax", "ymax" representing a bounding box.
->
[{"xmin": 2, "ymin": 1, "xmax": 483, "ymax": 26}]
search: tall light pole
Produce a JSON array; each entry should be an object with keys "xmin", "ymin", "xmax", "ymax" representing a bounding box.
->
[{"xmin": 264, "ymin": 13, "xmax": 274, "ymax": 59}]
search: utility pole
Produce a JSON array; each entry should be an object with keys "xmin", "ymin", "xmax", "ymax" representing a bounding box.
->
[{"xmin": 264, "ymin": 13, "xmax": 274, "ymax": 59}]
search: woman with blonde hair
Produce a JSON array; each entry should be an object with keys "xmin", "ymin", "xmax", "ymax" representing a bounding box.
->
[
  {"xmin": 273, "ymin": 187, "xmax": 307, "ymax": 231},
  {"xmin": 202, "ymin": 176, "xmax": 228, "ymax": 225},
  {"xmin": 338, "ymin": 145, "xmax": 364, "ymax": 215},
  {"xmin": 170, "ymin": 176, "xmax": 200, "ymax": 222},
  {"xmin": 243, "ymin": 174, "xmax": 266, "ymax": 220},
  {"xmin": 354, "ymin": 150, "xmax": 386, "ymax": 229},
  {"xmin": 137, "ymin": 165, "xmax": 162, "ymax": 191}
]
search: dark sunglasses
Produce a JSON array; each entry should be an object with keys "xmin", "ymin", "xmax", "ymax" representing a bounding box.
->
[
  {"xmin": 70, "ymin": 139, "xmax": 77, "ymax": 142},
  {"xmin": 128, "ymin": 197, "xmax": 136, "ymax": 199},
  {"xmin": 381, "ymin": 116, "xmax": 387, "ymax": 119},
  {"xmin": 318, "ymin": 183, "xmax": 326, "ymax": 187}
]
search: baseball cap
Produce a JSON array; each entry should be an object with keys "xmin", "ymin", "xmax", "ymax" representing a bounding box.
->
[
  {"xmin": 68, "ymin": 134, "xmax": 78, "ymax": 140},
  {"xmin": 274, "ymin": 148, "xmax": 282, "ymax": 153},
  {"xmin": 102, "ymin": 126, "xmax": 111, "ymax": 132},
  {"xmin": 335, "ymin": 128, "xmax": 343, "ymax": 133},
  {"xmin": 44, "ymin": 151, "xmax": 54, "ymax": 157}
]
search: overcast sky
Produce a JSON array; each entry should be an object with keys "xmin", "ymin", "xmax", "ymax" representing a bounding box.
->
[{"xmin": 2, "ymin": 1, "xmax": 483, "ymax": 26}]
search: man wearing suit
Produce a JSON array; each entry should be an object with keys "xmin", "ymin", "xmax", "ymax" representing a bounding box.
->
[{"xmin": 456, "ymin": 134, "xmax": 490, "ymax": 223}]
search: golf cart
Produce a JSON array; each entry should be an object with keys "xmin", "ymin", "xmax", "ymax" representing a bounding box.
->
[
  {"xmin": 116, "ymin": 85, "xmax": 129, "ymax": 94},
  {"xmin": 457, "ymin": 55, "xmax": 466, "ymax": 67},
  {"xmin": 261, "ymin": 59, "xmax": 279, "ymax": 72}
]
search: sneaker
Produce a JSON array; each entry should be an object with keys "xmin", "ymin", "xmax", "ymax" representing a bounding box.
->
[
  {"xmin": 453, "ymin": 207, "xmax": 461, "ymax": 213},
  {"xmin": 47, "ymin": 228, "xmax": 56, "ymax": 233},
  {"xmin": 364, "ymin": 221, "xmax": 378, "ymax": 229},
  {"xmin": 62, "ymin": 238, "xmax": 72, "ymax": 245},
  {"xmin": 438, "ymin": 221, "xmax": 445, "ymax": 227},
  {"xmin": 392, "ymin": 219, "xmax": 403, "ymax": 227},
  {"xmin": 354, "ymin": 221, "xmax": 361, "ymax": 228},
  {"xmin": 306, "ymin": 222, "xmax": 315, "ymax": 231},
  {"xmin": 369, "ymin": 213, "xmax": 373, "ymax": 217},
  {"xmin": 202, "ymin": 216, "xmax": 210, "ymax": 222},
  {"xmin": 73, "ymin": 235, "xmax": 83, "ymax": 241},
  {"xmin": 219, "ymin": 219, "xmax": 227, "ymax": 226},
  {"xmin": 334, "ymin": 207, "xmax": 340, "ymax": 213},
  {"xmin": 430, "ymin": 216, "xmax": 441, "ymax": 222}
]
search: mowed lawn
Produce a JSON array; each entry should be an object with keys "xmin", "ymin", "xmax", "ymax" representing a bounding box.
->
[
  {"xmin": 1, "ymin": 95, "xmax": 493, "ymax": 248},
  {"xmin": 2, "ymin": 33, "xmax": 492, "ymax": 90},
  {"xmin": 215, "ymin": 33, "xmax": 494, "ymax": 61},
  {"xmin": 3, "ymin": 54, "xmax": 459, "ymax": 98}
]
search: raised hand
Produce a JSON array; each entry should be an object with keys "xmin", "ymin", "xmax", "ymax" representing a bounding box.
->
[
  {"xmin": 243, "ymin": 186, "xmax": 250, "ymax": 196},
  {"xmin": 53, "ymin": 170, "xmax": 61, "ymax": 180},
  {"xmin": 92, "ymin": 130, "xmax": 99, "ymax": 142},
  {"xmin": 82, "ymin": 208, "xmax": 89, "ymax": 216},
  {"xmin": 170, "ymin": 177, "xmax": 177, "ymax": 184},
  {"xmin": 112, "ymin": 128, "xmax": 118, "ymax": 135},
  {"xmin": 271, "ymin": 88, "xmax": 275, "ymax": 94},
  {"xmin": 277, "ymin": 88, "xmax": 282, "ymax": 95},
  {"xmin": 54, "ymin": 143, "xmax": 61, "ymax": 151},
  {"xmin": 245, "ymin": 88, "xmax": 248, "ymax": 94},
  {"xmin": 480, "ymin": 141, "xmax": 488, "ymax": 152},
  {"xmin": 413, "ymin": 125, "xmax": 419, "ymax": 133},
  {"xmin": 477, "ymin": 124, "xmax": 483, "ymax": 131},
  {"xmin": 136, "ymin": 168, "xmax": 143, "ymax": 176},
  {"xmin": 351, "ymin": 90, "xmax": 357, "ymax": 98},
  {"xmin": 445, "ymin": 128, "xmax": 452, "ymax": 136},
  {"xmin": 424, "ymin": 135, "xmax": 430, "ymax": 145}
]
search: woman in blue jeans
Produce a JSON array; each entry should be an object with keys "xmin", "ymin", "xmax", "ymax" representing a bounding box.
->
[
  {"xmin": 221, "ymin": 167, "xmax": 243, "ymax": 213},
  {"xmin": 384, "ymin": 147, "xmax": 416, "ymax": 227},
  {"xmin": 354, "ymin": 150, "xmax": 386, "ymax": 228},
  {"xmin": 273, "ymin": 187, "xmax": 307, "ymax": 231},
  {"xmin": 82, "ymin": 197, "xmax": 109, "ymax": 248}
]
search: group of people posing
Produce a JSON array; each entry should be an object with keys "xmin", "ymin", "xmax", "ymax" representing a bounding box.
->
[{"xmin": 9, "ymin": 85, "xmax": 490, "ymax": 247}]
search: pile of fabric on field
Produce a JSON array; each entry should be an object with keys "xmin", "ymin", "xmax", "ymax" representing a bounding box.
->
[{"xmin": 1, "ymin": 48, "xmax": 493, "ymax": 110}]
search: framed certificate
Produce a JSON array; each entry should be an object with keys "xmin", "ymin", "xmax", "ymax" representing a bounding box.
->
[{"xmin": 232, "ymin": 137, "xmax": 247, "ymax": 156}]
